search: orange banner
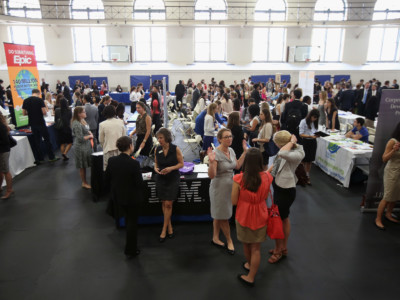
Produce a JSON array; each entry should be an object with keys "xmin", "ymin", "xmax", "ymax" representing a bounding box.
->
[{"xmin": 3, "ymin": 43, "xmax": 40, "ymax": 127}]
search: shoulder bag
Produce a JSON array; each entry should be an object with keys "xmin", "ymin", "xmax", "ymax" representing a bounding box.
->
[{"xmin": 267, "ymin": 189, "xmax": 285, "ymax": 240}]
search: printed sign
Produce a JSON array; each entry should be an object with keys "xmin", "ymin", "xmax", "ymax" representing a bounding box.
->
[{"xmin": 3, "ymin": 43, "xmax": 40, "ymax": 127}]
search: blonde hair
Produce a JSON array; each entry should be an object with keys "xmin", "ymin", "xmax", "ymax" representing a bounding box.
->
[
  {"xmin": 320, "ymin": 91, "xmax": 327, "ymax": 102},
  {"xmin": 273, "ymin": 130, "xmax": 294, "ymax": 148},
  {"xmin": 207, "ymin": 103, "xmax": 217, "ymax": 122}
]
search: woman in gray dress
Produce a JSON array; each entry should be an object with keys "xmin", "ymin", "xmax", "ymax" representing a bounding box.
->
[
  {"xmin": 317, "ymin": 91, "xmax": 327, "ymax": 127},
  {"xmin": 72, "ymin": 106, "xmax": 93, "ymax": 189},
  {"xmin": 207, "ymin": 128, "xmax": 247, "ymax": 255}
]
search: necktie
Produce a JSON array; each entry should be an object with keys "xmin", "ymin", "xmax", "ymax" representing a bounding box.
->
[{"xmin": 362, "ymin": 91, "xmax": 367, "ymax": 104}]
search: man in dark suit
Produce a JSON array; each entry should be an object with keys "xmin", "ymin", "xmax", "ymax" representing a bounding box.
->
[
  {"xmin": 191, "ymin": 83, "xmax": 202, "ymax": 109},
  {"xmin": 175, "ymin": 80, "xmax": 185, "ymax": 105},
  {"xmin": 358, "ymin": 81, "xmax": 370, "ymax": 116},
  {"xmin": 62, "ymin": 81, "xmax": 72, "ymax": 105},
  {"xmin": 251, "ymin": 83, "xmax": 262, "ymax": 105},
  {"xmin": 338, "ymin": 83, "xmax": 355, "ymax": 112},
  {"xmin": 392, "ymin": 79, "xmax": 399, "ymax": 89},
  {"xmin": 280, "ymin": 88, "xmax": 308, "ymax": 139},
  {"xmin": 105, "ymin": 136, "xmax": 145, "ymax": 258}
]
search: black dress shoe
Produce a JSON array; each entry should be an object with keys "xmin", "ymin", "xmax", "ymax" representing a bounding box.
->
[
  {"xmin": 242, "ymin": 261, "xmax": 250, "ymax": 272},
  {"xmin": 167, "ymin": 232, "xmax": 174, "ymax": 239},
  {"xmin": 211, "ymin": 240, "xmax": 225, "ymax": 249},
  {"xmin": 159, "ymin": 236, "xmax": 166, "ymax": 243},
  {"xmin": 374, "ymin": 222, "xmax": 385, "ymax": 231},
  {"xmin": 237, "ymin": 274, "xmax": 254, "ymax": 287},
  {"xmin": 227, "ymin": 248, "xmax": 235, "ymax": 255},
  {"xmin": 126, "ymin": 249, "xmax": 140, "ymax": 259}
]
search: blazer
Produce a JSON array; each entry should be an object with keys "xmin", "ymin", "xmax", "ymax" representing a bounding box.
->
[
  {"xmin": 99, "ymin": 118, "xmax": 126, "ymax": 153},
  {"xmin": 104, "ymin": 153, "xmax": 145, "ymax": 207},
  {"xmin": 251, "ymin": 89, "xmax": 262, "ymax": 105},
  {"xmin": 274, "ymin": 145, "xmax": 305, "ymax": 189},
  {"xmin": 63, "ymin": 85, "xmax": 72, "ymax": 103},
  {"xmin": 84, "ymin": 103, "xmax": 99, "ymax": 131},
  {"xmin": 339, "ymin": 89, "xmax": 355, "ymax": 111}
]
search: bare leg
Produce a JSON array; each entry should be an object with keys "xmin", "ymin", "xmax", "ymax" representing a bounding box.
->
[
  {"xmin": 212, "ymin": 220, "xmax": 224, "ymax": 246},
  {"xmin": 242, "ymin": 243, "xmax": 261, "ymax": 283},
  {"xmin": 220, "ymin": 220, "xmax": 234, "ymax": 251},
  {"xmin": 161, "ymin": 200, "xmax": 173, "ymax": 238},
  {"xmin": 80, "ymin": 168, "xmax": 90, "ymax": 188},
  {"xmin": 60, "ymin": 144, "xmax": 65, "ymax": 154},
  {"xmin": 1, "ymin": 172, "xmax": 13, "ymax": 199},
  {"xmin": 375, "ymin": 199, "xmax": 387, "ymax": 228},
  {"xmin": 385, "ymin": 202, "xmax": 398, "ymax": 223},
  {"xmin": 243, "ymin": 243, "xmax": 251, "ymax": 270},
  {"xmin": 64, "ymin": 144, "xmax": 72, "ymax": 155}
]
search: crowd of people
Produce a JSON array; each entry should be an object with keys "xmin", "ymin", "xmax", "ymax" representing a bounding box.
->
[{"xmin": 1, "ymin": 74, "xmax": 399, "ymax": 287}]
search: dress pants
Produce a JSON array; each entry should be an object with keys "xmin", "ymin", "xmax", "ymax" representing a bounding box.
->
[
  {"xmin": 124, "ymin": 205, "xmax": 139, "ymax": 256},
  {"xmin": 31, "ymin": 124, "xmax": 55, "ymax": 161}
]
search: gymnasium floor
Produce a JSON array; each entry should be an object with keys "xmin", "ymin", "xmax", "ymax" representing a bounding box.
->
[{"xmin": 0, "ymin": 118, "xmax": 399, "ymax": 299}]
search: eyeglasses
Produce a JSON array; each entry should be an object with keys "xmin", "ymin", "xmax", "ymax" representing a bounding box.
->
[{"xmin": 222, "ymin": 135, "xmax": 233, "ymax": 139}]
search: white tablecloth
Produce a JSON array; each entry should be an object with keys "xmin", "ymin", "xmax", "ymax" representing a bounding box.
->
[
  {"xmin": 338, "ymin": 110, "xmax": 364, "ymax": 125},
  {"xmin": 6, "ymin": 136, "xmax": 35, "ymax": 184},
  {"xmin": 315, "ymin": 135, "xmax": 373, "ymax": 187}
]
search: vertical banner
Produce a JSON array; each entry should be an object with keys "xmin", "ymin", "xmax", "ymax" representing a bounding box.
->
[
  {"xmin": 364, "ymin": 89, "xmax": 400, "ymax": 209},
  {"xmin": 3, "ymin": 43, "xmax": 40, "ymax": 128},
  {"xmin": 298, "ymin": 71, "xmax": 315, "ymax": 99}
]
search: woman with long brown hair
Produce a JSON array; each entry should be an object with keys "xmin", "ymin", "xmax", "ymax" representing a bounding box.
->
[
  {"xmin": 72, "ymin": 106, "xmax": 93, "ymax": 189},
  {"xmin": 129, "ymin": 101, "xmax": 153, "ymax": 156},
  {"xmin": 226, "ymin": 112, "xmax": 244, "ymax": 159},
  {"xmin": 252, "ymin": 108, "xmax": 274, "ymax": 168},
  {"xmin": 0, "ymin": 112, "xmax": 13, "ymax": 199},
  {"xmin": 232, "ymin": 148, "xmax": 272, "ymax": 286},
  {"xmin": 325, "ymin": 98, "xmax": 340, "ymax": 131}
]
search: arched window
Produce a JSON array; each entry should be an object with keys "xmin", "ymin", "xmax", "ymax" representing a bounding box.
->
[
  {"xmin": 253, "ymin": 0, "xmax": 286, "ymax": 62},
  {"xmin": 133, "ymin": 0, "xmax": 166, "ymax": 20},
  {"xmin": 6, "ymin": 0, "xmax": 41, "ymax": 18},
  {"xmin": 195, "ymin": 0, "xmax": 227, "ymax": 20},
  {"xmin": 71, "ymin": 0, "xmax": 105, "ymax": 19},
  {"xmin": 367, "ymin": 0, "xmax": 400, "ymax": 61},
  {"xmin": 314, "ymin": 0, "xmax": 346, "ymax": 21},
  {"xmin": 254, "ymin": 0, "xmax": 286, "ymax": 21},
  {"xmin": 8, "ymin": 26, "xmax": 47, "ymax": 61},
  {"xmin": 312, "ymin": 0, "xmax": 347, "ymax": 62}
]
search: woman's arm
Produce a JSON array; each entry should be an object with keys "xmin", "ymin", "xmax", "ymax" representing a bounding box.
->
[
  {"xmin": 207, "ymin": 148, "xmax": 218, "ymax": 179},
  {"xmin": 253, "ymin": 123, "xmax": 272, "ymax": 143},
  {"xmin": 231, "ymin": 181, "xmax": 240, "ymax": 206},
  {"xmin": 72, "ymin": 122, "xmax": 90, "ymax": 143},
  {"xmin": 235, "ymin": 140, "xmax": 248, "ymax": 169},
  {"xmin": 247, "ymin": 118, "xmax": 259, "ymax": 132},
  {"xmin": 382, "ymin": 139, "xmax": 400, "ymax": 163},
  {"xmin": 331, "ymin": 111, "xmax": 337, "ymax": 130}
]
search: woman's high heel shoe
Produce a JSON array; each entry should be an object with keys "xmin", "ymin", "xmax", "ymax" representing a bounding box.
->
[{"xmin": 1, "ymin": 190, "xmax": 14, "ymax": 200}]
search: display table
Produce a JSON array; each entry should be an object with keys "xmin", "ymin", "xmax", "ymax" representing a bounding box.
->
[
  {"xmin": 91, "ymin": 153, "xmax": 211, "ymax": 223},
  {"xmin": 109, "ymin": 92, "xmax": 130, "ymax": 103},
  {"xmin": 338, "ymin": 110, "xmax": 364, "ymax": 125},
  {"xmin": 315, "ymin": 135, "xmax": 373, "ymax": 187},
  {"xmin": 2, "ymin": 136, "xmax": 36, "ymax": 187}
]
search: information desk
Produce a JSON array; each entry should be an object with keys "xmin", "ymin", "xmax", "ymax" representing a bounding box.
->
[
  {"xmin": 91, "ymin": 153, "xmax": 212, "ymax": 223},
  {"xmin": 315, "ymin": 135, "xmax": 373, "ymax": 187},
  {"xmin": 338, "ymin": 110, "xmax": 364, "ymax": 125}
]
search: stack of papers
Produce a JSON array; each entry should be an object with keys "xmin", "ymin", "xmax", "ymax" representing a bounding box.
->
[{"xmin": 193, "ymin": 164, "xmax": 208, "ymax": 173}]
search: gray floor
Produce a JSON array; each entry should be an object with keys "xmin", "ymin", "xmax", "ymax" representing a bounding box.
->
[{"xmin": 1, "ymin": 120, "xmax": 399, "ymax": 299}]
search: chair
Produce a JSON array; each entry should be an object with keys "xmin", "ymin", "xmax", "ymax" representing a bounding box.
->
[
  {"xmin": 367, "ymin": 127, "xmax": 376, "ymax": 135},
  {"xmin": 368, "ymin": 135, "xmax": 375, "ymax": 144},
  {"xmin": 179, "ymin": 128, "xmax": 201, "ymax": 155}
]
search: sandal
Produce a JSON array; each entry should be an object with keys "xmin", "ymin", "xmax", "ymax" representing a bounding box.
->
[{"xmin": 268, "ymin": 252, "xmax": 283, "ymax": 264}]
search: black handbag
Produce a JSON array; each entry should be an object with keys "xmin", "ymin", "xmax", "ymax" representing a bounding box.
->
[
  {"xmin": 9, "ymin": 135, "xmax": 17, "ymax": 148},
  {"xmin": 265, "ymin": 140, "xmax": 279, "ymax": 156}
]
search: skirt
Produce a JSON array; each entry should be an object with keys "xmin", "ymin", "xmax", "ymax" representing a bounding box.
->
[
  {"xmin": 302, "ymin": 138, "xmax": 317, "ymax": 162},
  {"xmin": 236, "ymin": 221, "xmax": 267, "ymax": 243},
  {"xmin": 203, "ymin": 135, "xmax": 214, "ymax": 150},
  {"xmin": 0, "ymin": 151, "xmax": 10, "ymax": 173},
  {"xmin": 156, "ymin": 171, "xmax": 180, "ymax": 200}
]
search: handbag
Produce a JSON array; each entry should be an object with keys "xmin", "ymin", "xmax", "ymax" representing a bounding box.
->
[
  {"xmin": 267, "ymin": 190, "xmax": 285, "ymax": 240},
  {"xmin": 9, "ymin": 135, "xmax": 17, "ymax": 148},
  {"xmin": 265, "ymin": 139, "xmax": 279, "ymax": 156}
]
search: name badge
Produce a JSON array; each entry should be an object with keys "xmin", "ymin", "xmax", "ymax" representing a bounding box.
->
[{"xmin": 158, "ymin": 150, "xmax": 163, "ymax": 154}]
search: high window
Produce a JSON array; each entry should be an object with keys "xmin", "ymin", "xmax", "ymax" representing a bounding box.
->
[
  {"xmin": 312, "ymin": 0, "xmax": 346, "ymax": 62},
  {"xmin": 133, "ymin": 0, "xmax": 166, "ymax": 20},
  {"xmin": 253, "ymin": 0, "xmax": 286, "ymax": 61},
  {"xmin": 72, "ymin": 27, "xmax": 106, "ymax": 62},
  {"xmin": 5, "ymin": 0, "xmax": 41, "ymax": 18},
  {"xmin": 195, "ymin": 0, "xmax": 227, "ymax": 20},
  {"xmin": 194, "ymin": 0, "xmax": 227, "ymax": 61},
  {"xmin": 8, "ymin": 26, "xmax": 47, "ymax": 61},
  {"xmin": 194, "ymin": 28, "xmax": 226, "ymax": 62},
  {"xmin": 71, "ymin": 0, "xmax": 105, "ymax": 19},
  {"xmin": 133, "ymin": 27, "xmax": 167, "ymax": 61},
  {"xmin": 367, "ymin": 0, "xmax": 400, "ymax": 62}
]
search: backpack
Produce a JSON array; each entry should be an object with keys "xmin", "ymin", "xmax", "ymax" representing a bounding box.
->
[{"xmin": 286, "ymin": 108, "xmax": 302, "ymax": 133}]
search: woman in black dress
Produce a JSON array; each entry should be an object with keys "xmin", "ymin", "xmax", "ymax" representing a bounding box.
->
[
  {"xmin": 55, "ymin": 98, "xmax": 73, "ymax": 161},
  {"xmin": 227, "ymin": 112, "xmax": 244, "ymax": 159},
  {"xmin": 325, "ymin": 98, "xmax": 340, "ymax": 131},
  {"xmin": 154, "ymin": 128, "xmax": 184, "ymax": 243},
  {"xmin": 129, "ymin": 101, "xmax": 153, "ymax": 156}
]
